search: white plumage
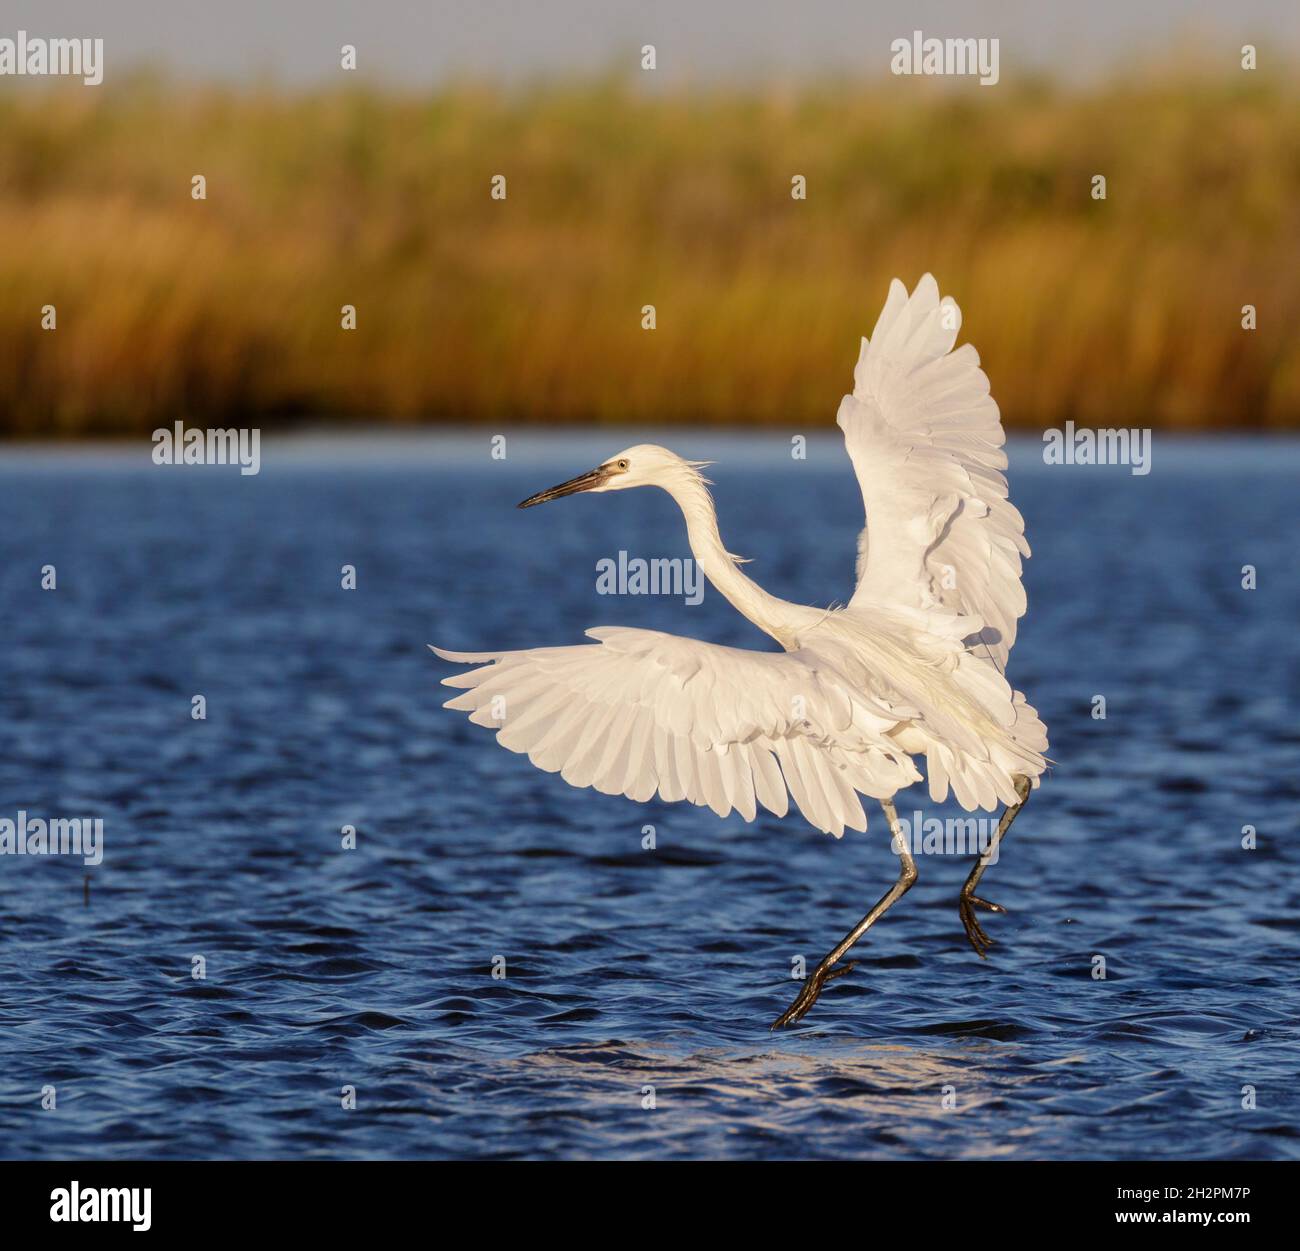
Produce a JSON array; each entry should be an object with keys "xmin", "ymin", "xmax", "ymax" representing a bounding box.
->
[
  {"xmin": 433, "ymin": 275, "xmax": 1048, "ymax": 839},
  {"xmin": 841, "ymin": 275, "xmax": 1029, "ymax": 667}
]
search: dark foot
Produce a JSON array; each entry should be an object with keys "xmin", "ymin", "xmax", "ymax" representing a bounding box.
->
[
  {"xmin": 771, "ymin": 960, "xmax": 856, "ymax": 1029},
  {"xmin": 959, "ymin": 893, "xmax": 1006, "ymax": 958}
]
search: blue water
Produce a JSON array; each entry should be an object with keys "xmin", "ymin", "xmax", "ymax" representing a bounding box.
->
[{"xmin": 0, "ymin": 431, "xmax": 1297, "ymax": 1160}]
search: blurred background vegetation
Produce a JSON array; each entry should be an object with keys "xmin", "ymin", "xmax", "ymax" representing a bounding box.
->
[{"xmin": 0, "ymin": 65, "xmax": 1296, "ymax": 437}]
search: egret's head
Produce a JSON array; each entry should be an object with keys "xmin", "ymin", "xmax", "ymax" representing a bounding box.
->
[{"xmin": 517, "ymin": 444, "xmax": 706, "ymax": 508}]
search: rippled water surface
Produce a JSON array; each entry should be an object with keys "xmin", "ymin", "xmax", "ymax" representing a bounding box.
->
[{"xmin": 1, "ymin": 432, "xmax": 1297, "ymax": 1159}]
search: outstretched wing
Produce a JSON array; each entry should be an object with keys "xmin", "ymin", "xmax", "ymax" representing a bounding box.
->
[
  {"xmin": 432, "ymin": 627, "xmax": 921, "ymax": 837},
  {"xmin": 838, "ymin": 274, "xmax": 1029, "ymax": 669}
]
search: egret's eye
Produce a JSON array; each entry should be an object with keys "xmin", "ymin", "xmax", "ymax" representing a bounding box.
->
[{"xmin": 616, "ymin": 459, "xmax": 629, "ymax": 470}]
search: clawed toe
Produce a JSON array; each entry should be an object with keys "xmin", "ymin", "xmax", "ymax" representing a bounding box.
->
[
  {"xmin": 959, "ymin": 894, "xmax": 1005, "ymax": 958},
  {"xmin": 771, "ymin": 994, "xmax": 812, "ymax": 1030},
  {"xmin": 771, "ymin": 960, "xmax": 857, "ymax": 1029}
]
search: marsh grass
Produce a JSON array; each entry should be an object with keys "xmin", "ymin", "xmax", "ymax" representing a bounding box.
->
[{"xmin": 1, "ymin": 69, "xmax": 1296, "ymax": 435}]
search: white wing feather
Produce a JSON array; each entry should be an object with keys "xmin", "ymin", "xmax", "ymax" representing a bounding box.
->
[
  {"xmin": 838, "ymin": 274, "xmax": 1029, "ymax": 669},
  {"xmin": 432, "ymin": 628, "xmax": 922, "ymax": 838}
]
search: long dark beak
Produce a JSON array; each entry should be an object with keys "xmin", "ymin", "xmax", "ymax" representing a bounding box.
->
[{"xmin": 517, "ymin": 466, "xmax": 609, "ymax": 509}]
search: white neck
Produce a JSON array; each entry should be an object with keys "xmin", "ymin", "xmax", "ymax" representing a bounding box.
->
[{"xmin": 659, "ymin": 467, "xmax": 796, "ymax": 647}]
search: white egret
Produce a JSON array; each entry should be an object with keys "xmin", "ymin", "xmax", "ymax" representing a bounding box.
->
[{"xmin": 433, "ymin": 275, "xmax": 1048, "ymax": 1028}]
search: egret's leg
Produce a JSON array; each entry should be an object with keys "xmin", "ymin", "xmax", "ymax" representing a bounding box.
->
[
  {"xmin": 771, "ymin": 799, "xmax": 917, "ymax": 1030},
  {"xmin": 958, "ymin": 775, "xmax": 1032, "ymax": 957}
]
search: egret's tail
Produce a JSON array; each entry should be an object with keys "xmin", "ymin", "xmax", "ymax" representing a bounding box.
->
[{"xmin": 922, "ymin": 683, "xmax": 1049, "ymax": 811}]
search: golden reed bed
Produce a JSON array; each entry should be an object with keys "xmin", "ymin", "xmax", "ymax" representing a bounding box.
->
[{"xmin": 0, "ymin": 68, "xmax": 1296, "ymax": 435}]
